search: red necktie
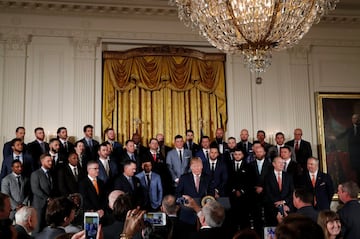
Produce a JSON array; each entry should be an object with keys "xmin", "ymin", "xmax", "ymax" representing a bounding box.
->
[
  {"xmin": 295, "ymin": 141, "xmax": 299, "ymax": 151},
  {"xmin": 277, "ymin": 172, "xmax": 282, "ymax": 191},
  {"xmin": 152, "ymin": 153, "xmax": 157, "ymax": 162}
]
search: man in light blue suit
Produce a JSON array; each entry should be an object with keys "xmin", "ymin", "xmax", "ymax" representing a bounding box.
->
[
  {"xmin": 136, "ymin": 158, "xmax": 163, "ymax": 210},
  {"xmin": 166, "ymin": 135, "xmax": 192, "ymax": 188}
]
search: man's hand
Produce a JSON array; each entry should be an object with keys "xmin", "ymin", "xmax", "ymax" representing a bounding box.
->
[
  {"xmin": 255, "ymin": 186, "xmax": 263, "ymax": 194},
  {"xmin": 182, "ymin": 195, "xmax": 201, "ymax": 213}
]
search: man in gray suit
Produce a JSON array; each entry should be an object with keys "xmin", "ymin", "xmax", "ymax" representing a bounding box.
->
[
  {"xmin": 166, "ymin": 135, "xmax": 191, "ymax": 188},
  {"xmin": 1, "ymin": 160, "xmax": 30, "ymax": 220},
  {"xmin": 30, "ymin": 153, "xmax": 54, "ymax": 234}
]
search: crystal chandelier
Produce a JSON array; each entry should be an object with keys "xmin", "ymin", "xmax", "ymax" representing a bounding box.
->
[{"xmin": 170, "ymin": 0, "xmax": 339, "ymax": 73}]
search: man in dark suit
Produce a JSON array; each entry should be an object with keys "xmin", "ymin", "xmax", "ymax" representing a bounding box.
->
[
  {"xmin": 48, "ymin": 138, "xmax": 67, "ymax": 169},
  {"xmin": 280, "ymin": 146, "xmax": 302, "ymax": 186},
  {"xmin": 79, "ymin": 160, "xmax": 106, "ymax": 217},
  {"xmin": 248, "ymin": 144, "xmax": 273, "ymax": 234},
  {"xmin": 236, "ymin": 129, "xmax": 253, "ymax": 158},
  {"xmin": 104, "ymin": 127, "xmax": 123, "ymax": 161},
  {"xmin": 135, "ymin": 159, "xmax": 163, "ymax": 211},
  {"xmin": 1, "ymin": 160, "xmax": 31, "ymax": 220},
  {"xmin": 227, "ymin": 147, "xmax": 252, "ymax": 229},
  {"xmin": 57, "ymin": 127, "xmax": 74, "ymax": 159},
  {"xmin": 267, "ymin": 132, "xmax": 296, "ymax": 162},
  {"xmin": 301, "ymin": 157, "xmax": 334, "ymax": 210},
  {"xmin": 223, "ymin": 137, "xmax": 237, "ymax": 164},
  {"xmin": 132, "ymin": 133, "xmax": 148, "ymax": 158},
  {"xmin": 74, "ymin": 140, "xmax": 89, "ymax": 171},
  {"xmin": 176, "ymin": 157, "xmax": 214, "ymax": 199},
  {"xmin": 264, "ymin": 156, "xmax": 294, "ymax": 226},
  {"xmin": 0, "ymin": 138, "xmax": 34, "ymax": 181},
  {"xmin": 160, "ymin": 195, "xmax": 196, "ymax": 239},
  {"xmin": 292, "ymin": 188, "xmax": 318, "ymax": 222},
  {"xmin": 57, "ymin": 152, "xmax": 84, "ymax": 197},
  {"xmin": 256, "ymin": 130, "xmax": 273, "ymax": 153},
  {"xmin": 113, "ymin": 160, "xmax": 143, "ymax": 207},
  {"xmin": 156, "ymin": 133, "xmax": 172, "ymax": 159},
  {"xmin": 285, "ymin": 128, "xmax": 313, "ymax": 172},
  {"xmin": 183, "ymin": 195, "xmax": 230, "ymax": 239},
  {"xmin": 3, "ymin": 126, "xmax": 26, "ymax": 160},
  {"xmin": 210, "ymin": 128, "xmax": 228, "ymax": 155},
  {"xmin": 30, "ymin": 153, "xmax": 54, "ymax": 234},
  {"xmin": 27, "ymin": 127, "xmax": 49, "ymax": 169},
  {"xmin": 166, "ymin": 135, "xmax": 192, "ymax": 188},
  {"xmin": 203, "ymin": 146, "xmax": 228, "ymax": 197},
  {"xmin": 120, "ymin": 140, "xmax": 141, "ymax": 172},
  {"xmin": 184, "ymin": 129, "xmax": 200, "ymax": 156},
  {"xmin": 337, "ymin": 181, "xmax": 360, "ymax": 239},
  {"xmin": 14, "ymin": 206, "xmax": 37, "ymax": 239},
  {"xmin": 96, "ymin": 142, "xmax": 118, "ymax": 192},
  {"xmin": 80, "ymin": 124, "xmax": 99, "ymax": 161}
]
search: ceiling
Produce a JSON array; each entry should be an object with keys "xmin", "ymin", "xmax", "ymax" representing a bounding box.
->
[{"xmin": 0, "ymin": 0, "xmax": 359, "ymax": 22}]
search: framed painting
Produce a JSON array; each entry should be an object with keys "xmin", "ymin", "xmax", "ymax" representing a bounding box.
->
[{"xmin": 316, "ymin": 93, "xmax": 360, "ymax": 193}]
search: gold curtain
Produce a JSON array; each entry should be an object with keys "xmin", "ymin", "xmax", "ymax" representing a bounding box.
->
[{"xmin": 102, "ymin": 47, "xmax": 227, "ymax": 146}]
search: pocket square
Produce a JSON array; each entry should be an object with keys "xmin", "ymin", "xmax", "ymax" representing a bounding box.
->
[{"xmin": 320, "ymin": 182, "xmax": 326, "ymax": 186}]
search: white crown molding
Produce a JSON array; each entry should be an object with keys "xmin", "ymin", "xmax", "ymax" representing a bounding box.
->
[{"xmin": 1, "ymin": 0, "xmax": 360, "ymax": 25}]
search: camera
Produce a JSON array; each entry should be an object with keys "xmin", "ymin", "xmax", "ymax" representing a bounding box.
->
[
  {"xmin": 143, "ymin": 212, "xmax": 167, "ymax": 226},
  {"xmin": 278, "ymin": 204, "xmax": 285, "ymax": 216},
  {"xmin": 175, "ymin": 197, "xmax": 188, "ymax": 205},
  {"xmin": 84, "ymin": 212, "xmax": 99, "ymax": 239}
]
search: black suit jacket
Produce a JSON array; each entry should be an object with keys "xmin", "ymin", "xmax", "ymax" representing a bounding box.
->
[
  {"xmin": 14, "ymin": 224, "xmax": 33, "ymax": 239},
  {"xmin": 285, "ymin": 139, "xmax": 312, "ymax": 169},
  {"xmin": 176, "ymin": 172, "xmax": 214, "ymax": 198},
  {"xmin": 113, "ymin": 174, "xmax": 143, "ymax": 207},
  {"xmin": 79, "ymin": 176, "xmax": 106, "ymax": 211},
  {"xmin": 300, "ymin": 171, "xmax": 334, "ymax": 210},
  {"xmin": 3, "ymin": 141, "xmax": 27, "ymax": 160},
  {"xmin": 264, "ymin": 171, "xmax": 294, "ymax": 206},
  {"xmin": 184, "ymin": 141, "xmax": 200, "ymax": 156},
  {"xmin": 27, "ymin": 140, "xmax": 49, "ymax": 168},
  {"xmin": 338, "ymin": 200, "xmax": 360, "ymax": 239},
  {"xmin": 58, "ymin": 140, "xmax": 75, "ymax": 159},
  {"xmin": 56, "ymin": 163, "xmax": 84, "ymax": 196},
  {"xmin": 202, "ymin": 158, "xmax": 228, "ymax": 196},
  {"xmin": 80, "ymin": 138, "xmax": 100, "ymax": 161},
  {"xmin": 210, "ymin": 139, "xmax": 228, "ymax": 154},
  {"xmin": 227, "ymin": 160, "xmax": 251, "ymax": 197}
]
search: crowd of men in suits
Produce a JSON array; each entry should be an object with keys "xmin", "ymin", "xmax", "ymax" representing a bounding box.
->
[{"xmin": 1, "ymin": 125, "xmax": 359, "ymax": 239}]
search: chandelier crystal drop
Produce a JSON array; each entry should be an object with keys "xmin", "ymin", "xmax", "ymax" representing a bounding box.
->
[{"xmin": 170, "ymin": 0, "xmax": 339, "ymax": 73}]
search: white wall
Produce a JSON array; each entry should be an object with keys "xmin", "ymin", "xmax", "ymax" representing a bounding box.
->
[{"xmin": 1, "ymin": 11, "xmax": 360, "ymax": 161}]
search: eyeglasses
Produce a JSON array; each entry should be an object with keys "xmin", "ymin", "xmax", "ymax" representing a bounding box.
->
[{"xmin": 89, "ymin": 168, "xmax": 99, "ymax": 170}]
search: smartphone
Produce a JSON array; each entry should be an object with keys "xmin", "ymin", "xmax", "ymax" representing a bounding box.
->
[
  {"xmin": 143, "ymin": 212, "xmax": 167, "ymax": 226},
  {"xmin": 278, "ymin": 204, "xmax": 285, "ymax": 216},
  {"xmin": 84, "ymin": 212, "xmax": 99, "ymax": 239}
]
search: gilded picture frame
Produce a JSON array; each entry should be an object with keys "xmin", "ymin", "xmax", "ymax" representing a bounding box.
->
[{"xmin": 316, "ymin": 93, "xmax": 360, "ymax": 195}]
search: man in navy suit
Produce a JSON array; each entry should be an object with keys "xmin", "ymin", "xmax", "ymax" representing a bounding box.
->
[
  {"xmin": 27, "ymin": 127, "xmax": 49, "ymax": 169},
  {"xmin": 301, "ymin": 157, "xmax": 334, "ymax": 210},
  {"xmin": 1, "ymin": 160, "xmax": 31, "ymax": 220},
  {"xmin": 104, "ymin": 127, "xmax": 123, "ymax": 161},
  {"xmin": 3, "ymin": 126, "xmax": 26, "ymax": 160},
  {"xmin": 96, "ymin": 142, "xmax": 118, "ymax": 192},
  {"xmin": 264, "ymin": 156, "xmax": 294, "ymax": 226},
  {"xmin": 120, "ymin": 140, "xmax": 141, "ymax": 172},
  {"xmin": 0, "ymin": 138, "xmax": 34, "ymax": 181},
  {"xmin": 113, "ymin": 160, "xmax": 143, "ymax": 207},
  {"xmin": 285, "ymin": 128, "xmax": 313, "ymax": 172},
  {"xmin": 136, "ymin": 158, "xmax": 163, "ymax": 211},
  {"xmin": 166, "ymin": 135, "xmax": 192, "ymax": 188},
  {"xmin": 236, "ymin": 129, "xmax": 253, "ymax": 158},
  {"xmin": 195, "ymin": 136, "xmax": 211, "ymax": 165},
  {"xmin": 80, "ymin": 124, "xmax": 99, "ymax": 161},
  {"xmin": 248, "ymin": 144, "xmax": 273, "ymax": 234},
  {"xmin": 176, "ymin": 157, "xmax": 214, "ymax": 199},
  {"xmin": 203, "ymin": 146, "xmax": 228, "ymax": 197}
]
